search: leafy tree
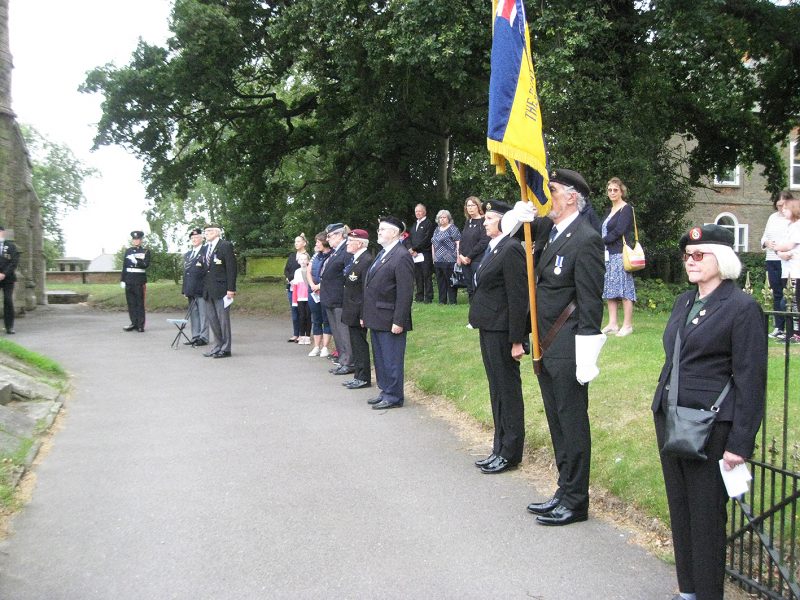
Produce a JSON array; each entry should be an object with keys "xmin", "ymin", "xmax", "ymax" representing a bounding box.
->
[{"xmin": 21, "ymin": 125, "xmax": 97, "ymax": 256}]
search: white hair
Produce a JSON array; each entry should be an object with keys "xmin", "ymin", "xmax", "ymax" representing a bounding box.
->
[{"xmin": 691, "ymin": 243, "xmax": 742, "ymax": 280}]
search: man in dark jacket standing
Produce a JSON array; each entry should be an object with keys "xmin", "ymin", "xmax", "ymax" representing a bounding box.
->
[
  {"xmin": 340, "ymin": 229, "xmax": 374, "ymax": 390},
  {"xmin": 121, "ymin": 230, "xmax": 151, "ymax": 332},
  {"xmin": 320, "ymin": 223, "xmax": 354, "ymax": 375},
  {"xmin": 362, "ymin": 216, "xmax": 414, "ymax": 409},
  {"xmin": 408, "ymin": 204, "xmax": 435, "ymax": 303},
  {"xmin": 201, "ymin": 224, "xmax": 237, "ymax": 358},
  {"xmin": 182, "ymin": 227, "xmax": 208, "ymax": 346},
  {"xmin": 0, "ymin": 226, "xmax": 20, "ymax": 334}
]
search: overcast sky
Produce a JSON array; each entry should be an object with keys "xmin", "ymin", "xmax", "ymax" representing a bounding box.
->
[{"xmin": 9, "ymin": 0, "xmax": 173, "ymax": 258}]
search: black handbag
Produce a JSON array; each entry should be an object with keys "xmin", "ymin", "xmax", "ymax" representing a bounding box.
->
[
  {"xmin": 661, "ymin": 332, "xmax": 733, "ymax": 461},
  {"xmin": 450, "ymin": 264, "xmax": 467, "ymax": 288}
]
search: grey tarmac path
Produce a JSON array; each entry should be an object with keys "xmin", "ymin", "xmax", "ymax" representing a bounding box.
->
[{"xmin": 0, "ymin": 304, "xmax": 678, "ymax": 599}]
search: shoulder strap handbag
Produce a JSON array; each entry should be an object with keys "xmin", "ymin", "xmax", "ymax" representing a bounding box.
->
[
  {"xmin": 622, "ymin": 206, "xmax": 646, "ymax": 272},
  {"xmin": 661, "ymin": 331, "xmax": 733, "ymax": 460}
]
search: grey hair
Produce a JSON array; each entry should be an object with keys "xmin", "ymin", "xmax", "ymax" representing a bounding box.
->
[
  {"xmin": 575, "ymin": 192, "xmax": 587, "ymax": 212},
  {"xmin": 435, "ymin": 209, "xmax": 453, "ymax": 223},
  {"xmin": 691, "ymin": 243, "xmax": 742, "ymax": 280}
]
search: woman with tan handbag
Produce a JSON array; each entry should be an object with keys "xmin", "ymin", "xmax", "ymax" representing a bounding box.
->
[{"xmin": 600, "ymin": 177, "xmax": 637, "ymax": 337}]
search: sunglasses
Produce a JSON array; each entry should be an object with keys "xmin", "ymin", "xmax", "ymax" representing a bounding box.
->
[{"xmin": 682, "ymin": 251, "xmax": 709, "ymax": 262}]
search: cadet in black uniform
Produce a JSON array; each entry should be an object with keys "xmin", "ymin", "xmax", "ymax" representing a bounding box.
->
[
  {"xmin": 121, "ymin": 230, "xmax": 151, "ymax": 332},
  {"xmin": 0, "ymin": 226, "xmax": 20, "ymax": 334}
]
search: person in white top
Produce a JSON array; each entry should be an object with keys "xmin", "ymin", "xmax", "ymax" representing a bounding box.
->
[
  {"xmin": 760, "ymin": 191, "xmax": 793, "ymax": 337},
  {"xmin": 766, "ymin": 191, "xmax": 799, "ymax": 341}
]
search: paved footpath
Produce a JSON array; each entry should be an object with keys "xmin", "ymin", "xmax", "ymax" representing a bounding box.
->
[{"xmin": 0, "ymin": 305, "xmax": 677, "ymax": 599}]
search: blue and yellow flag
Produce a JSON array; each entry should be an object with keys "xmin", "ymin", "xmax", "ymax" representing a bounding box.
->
[{"xmin": 488, "ymin": 0, "xmax": 551, "ymax": 215}]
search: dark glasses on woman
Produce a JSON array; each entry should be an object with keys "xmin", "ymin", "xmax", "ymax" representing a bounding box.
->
[{"xmin": 682, "ymin": 251, "xmax": 708, "ymax": 262}]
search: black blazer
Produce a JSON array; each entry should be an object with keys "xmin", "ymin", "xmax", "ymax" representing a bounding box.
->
[
  {"xmin": 651, "ymin": 279, "xmax": 767, "ymax": 457},
  {"xmin": 533, "ymin": 216, "xmax": 605, "ymax": 359},
  {"xmin": 182, "ymin": 247, "xmax": 205, "ymax": 297},
  {"xmin": 0, "ymin": 240, "xmax": 20, "ymax": 284},
  {"xmin": 120, "ymin": 246, "xmax": 151, "ymax": 285},
  {"xmin": 601, "ymin": 204, "xmax": 634, "ymax": 255},
  {"xmin": 362, "ymin": 242, "xmax": 414, "ymax": 331},
  {"xmin": 319, "ymin": 242, "xmax": 352, "ymax": 309},
  {"xmin": 409, "ymin": 218, "xmax": 435, "ymax": 255},
  {"xmin": 460, "ymin": 218, "xmax": 490, "ymax": 260},
  {"xmin": 202, "ymin": 240, "xmax": 237, "ymax": 300},
  {"xmin": 468, "ymin": 236, "xmax": 529, "ymax": 342},
  {"xmin": 341, "ymin": 250, "xmax": 374, "ymax": 326}
]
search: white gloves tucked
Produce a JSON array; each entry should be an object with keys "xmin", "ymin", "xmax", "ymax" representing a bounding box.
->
[
  {"xmin": 120, "ymin": 282, "xmax": 126, "ymax": 289},
  {"xmin": 575, "ymin": 334, "xmax": 607, "ymax": 385}
]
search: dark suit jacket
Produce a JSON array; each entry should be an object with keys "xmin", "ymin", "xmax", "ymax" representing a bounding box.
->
[
  {"xmin": 319, "ymin": 242, "xmax": 352, "ymax": 309},
  {"xmin": 651, "ymin": 279, "xmax": 766, "ymax": 457},
  {"xmin": 0, "ymin": 240, "xmax": 20, "ymax": 284},
  {"xmin": 341, "ymin": 250, "xmax": 374, "ymax": 327},
  {"xmin": 182, "ymin": 248, "xmax": 205, "ymax": 297},
  {"xmin": 533, "ymin": 215, "xmax": 604, "ymax": 360},
  {"xmin": 120, "ymin": 246, "xmax": 151, "ymax": 284},
  {"xmin": 362, "ymin": 242, "xmax": 414, "ymax": 331},
  {"xmin": 468, "ymin": 236, "xmax": 529, "ymax": 342},
  {"xmin": 202, "ymin": 239, "xmax": 237, "ymax": 300},
  {"xmin": 409, "ymin": 218, "xmax": 435, "ymax": 255}
]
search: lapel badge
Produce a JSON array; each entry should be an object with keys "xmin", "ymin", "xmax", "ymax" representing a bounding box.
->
[
  {"xmin": 692, "ymin": 317, "xmax": 699, "ymax": 325},
  {"xmin": 348, "ymin": 272, "xmax": 358, "ymax": 281},
  {"xmin": 699, "ymin": 309, "xmax": 706, "ymax": 316},
  {"xmin": 566, "ymin": 232, "xmax": 572, "ymax": 238}
]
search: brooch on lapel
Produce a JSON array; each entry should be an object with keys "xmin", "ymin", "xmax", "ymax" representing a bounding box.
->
[
  {"xmin": 214, "ymin": 258, "xmax": 222, "ymax": 265},
  {"xmin": 348, "ymin": 272, "xmax": 359, "ymax": 281},
  {"xmin": 554, "ymin": 255, "xmax": 564, "ymax": 276}
]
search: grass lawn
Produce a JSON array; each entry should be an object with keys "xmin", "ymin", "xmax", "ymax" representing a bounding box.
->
[{"xmin": 50, "ymin": 281, "xmax": 799, "ymax": 524}]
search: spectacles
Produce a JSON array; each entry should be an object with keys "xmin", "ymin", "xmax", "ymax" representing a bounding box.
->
[{"xmin": 682, "ymin": 251, "xmax": 709, "ymax": 262}]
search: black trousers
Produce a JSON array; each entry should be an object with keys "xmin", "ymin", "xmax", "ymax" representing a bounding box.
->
[
  {"xmin": 348, "ymin": 324, "xmax": 371, "ymax": 383},
  {"xmin": 125, "ymin": 282, "xmax": 146, "ymax": 329},
  {"xmin": 536, "ymin": 357, "xmax": 591, "ymax": 509},
  {"xmin": 479, "ymin": 329, "xmax": 524, "ymax": 463},
  {"xmin": 655, "ymin": 411, "xmax": 731, "ymax": 600},
  {"xmin": 434, "ymin": 262, "xmax": 457, "ymax": 304},
  {"xmin": 462, "ymin": 258, "xmax": 482, "ymax": 301},
  {"xmin": 0, "ymin": 281, "xmax": 14, "ymax": 330},
  {"xmin": 414, "ymin": 254, "xmax": 433, "ymax": 302}
]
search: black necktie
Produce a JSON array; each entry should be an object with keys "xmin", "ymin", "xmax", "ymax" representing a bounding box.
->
[
  {"xmin": 369, "ymin": 249, "xmax": 385, "ymax": 274},
  {"xmin": 549, "ymin": 227, "xmax": 558, "ymax": 243}
]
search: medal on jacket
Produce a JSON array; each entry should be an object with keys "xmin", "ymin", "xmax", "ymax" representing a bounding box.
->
[
  {"xmin": 348, "ymin": 271, "xmax": 359, "ymax": 281},
  {"xmin": 554, "ymin": 255, "xmax": 564, "ymax": 275}
]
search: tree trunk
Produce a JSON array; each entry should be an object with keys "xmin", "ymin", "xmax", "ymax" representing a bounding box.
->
[{"xmin": 437, "ymin": 134, "xmax": 450, "ymax": 200}]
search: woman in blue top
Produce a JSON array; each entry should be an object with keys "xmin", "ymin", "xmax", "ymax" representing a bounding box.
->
[
  {"xmin": 306, "ymin": 231, "xmax": 333, "ymax": 357},
  {"xmin": 431, "ymin": 210, "xmax": 462, "ymax": 305}
]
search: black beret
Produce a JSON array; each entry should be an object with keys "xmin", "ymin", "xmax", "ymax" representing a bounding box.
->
[
  {"xmin": 483, "ymin": 199, "xmax": 513, "ymax": 215},
  {"xmin": 188, "ymin": 227, "xmax": 203, "ymax": 239},
  {"xmin": 679, "ymin": 224, "xmax": 735, "ymax": 251},
  {"xmin": 325, "ymin": 222, "xmax": 345, "ymax": 234},
  {"xmin": 379, "ymin": 215, "xmax": 406, "ymax": 233},
  {"xmin": 130, "ymin": 230, "xmax": 144, "ymax": 240},
  {"xmin": 549, "ymin": 169, "xmax": 591, "ymax": 197}
]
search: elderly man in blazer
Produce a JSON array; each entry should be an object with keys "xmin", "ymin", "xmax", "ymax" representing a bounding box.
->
[
  {"xmin": 320, "ymin": 223, "xmax": 354, "ymax": 376},
  {"xmin": 362, "ymin": 216, "xmax": 415, "ymax": 409},
  {"xmin": 469, "ymin": 200, "xmax": 529, "ymax": 474},
  {"xmin": 201, "ymin": 224, "xmax": 237, "ymax": 358},
  {"xmin": 341, "ymin": 229, "xmax": 374, "ymax": 390},
  {"xmin": 408, "ymin": 204, "xmax": 435, "ymax": 303},
  {"xmin": 521, "ymin": 169, "xmax": 605, "ymax": 526},
  {"xmin": 182, "ymin": 227, "xmax": 209, "ymax": 346}
]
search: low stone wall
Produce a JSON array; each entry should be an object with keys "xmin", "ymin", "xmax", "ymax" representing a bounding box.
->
[{"xmin": 46, "ymin": 271, "xmax": 120, "ymax": 285}]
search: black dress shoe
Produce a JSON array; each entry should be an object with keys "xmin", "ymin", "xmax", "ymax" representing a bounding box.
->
[
  {"xmin": 203, "ymin": 350, "xmax": 218, "ymax": 357},
  {"xmin": 480, "ymin": 456, "xmax": 518, "ymax": 474},
  {"xmin": 5, "ymin": 328, "xmax": 14, "ymax": 334},
  {"xmin": 137, "ymin": 327, "xmax": 145, "ymax": 332},
  {"xmin": 372, "ymin": 399, "xmax": 402, "ymax": 409},
  {"xmin": 184, "ymin": 339, "xmax": 197, "ymax": 346},
  {"xmin": 212, "ymin": 351, "xmax": 232, "ymax": 358},
  {"xmin": 194, "ymin": 340, "xmax": 208, "ymax": 347},
  {"xmin": 332, "ymin": 366, "xmax": 355, "ymax": 375},
  {"xmin": 347, "ymin": 380, "xmax": 371, "ymax": 389},
  {"xmin": 123, "ymin": 324, "xmax": 136, "ymax": 331},
  {"xmin": 535, "ymin": 504, "xmax": 588, "ymax": 526},
  {"xmin": 526, "ymin": 496, "xmax": 561, "ymax": 515},
  {"xmin": 367, "ymin": 396, "xmax": 383, "ymax": 405},
  {"xmin": 474, "ymin": 454, "xmax": 497, "ymax": 468},
  {"xmin": 341, "ymin": 379, "xmax": 357, "ymax": 386}
]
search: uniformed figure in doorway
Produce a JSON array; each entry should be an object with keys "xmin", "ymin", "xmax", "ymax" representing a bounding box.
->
[
  {"xmin": 121, "ymin": 230, "xmax": 151, "ymax": 332},
  {"xmin": 0, "ymin": 226, "xmax": 20, "ymax": 334}
]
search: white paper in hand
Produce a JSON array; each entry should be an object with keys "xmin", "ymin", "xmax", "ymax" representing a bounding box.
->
[
  {"xmin": 719, "ymin": 460, "xmax": 752, "ymax": 498},
  {"xmin": 223, "ymin": 296, "xmax": 234, "ymax": 309}
]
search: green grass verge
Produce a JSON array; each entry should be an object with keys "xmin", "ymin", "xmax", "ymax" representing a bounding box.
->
[{"xmin": 0, "ymin": 339, "xmax": 66, "ymax": 377}]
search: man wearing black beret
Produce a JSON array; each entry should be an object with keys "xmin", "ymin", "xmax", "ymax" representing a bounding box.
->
[
  {"xmin": 121, "ymin": 230, "xmax": 151, "ymax": 332},
  {"xmin": 181, "ymin": 227, "xmax": 209, "ymax": 346}
]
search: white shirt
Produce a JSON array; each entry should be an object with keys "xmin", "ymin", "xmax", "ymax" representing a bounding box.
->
[
  {"xmin": 761, "ymin": 211, "xmax": 790, "ymax": 261},
  {"xmin": 487, "ymin": 232, "xmax": 508, "ymax": 253},
  {"xmin": 786, "ymin": 220, "xmax": 800, "ymax": 278},
  {"xmin": 549, "ymin": 210, "xmax": 580, "ymax": 242}
]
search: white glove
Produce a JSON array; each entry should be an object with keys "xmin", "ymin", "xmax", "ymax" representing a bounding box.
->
[
  {"xmin": 512, "ymin": 201, "xmax": 536, "ymax": 222},
  {"xmin": 575, "ymin": 334, "xmax": 607, "ymax": 385},
  {"xmin": 127, "ymin": 255, "xmax": 137, "ymax": 264},
  {"xmin": 120, "ymin": 282, "xmax": 126, "ymax": 289}
]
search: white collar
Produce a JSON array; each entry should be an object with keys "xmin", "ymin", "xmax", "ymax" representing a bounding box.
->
[
  {"xmin": 488, "ymin": 232, "xmax": 508, "ymax": 252},
  {"xmin": 550, "ymin": 210, "xmax": 580, "ymax": 240}
]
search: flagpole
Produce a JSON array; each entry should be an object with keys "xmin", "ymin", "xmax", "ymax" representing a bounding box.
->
[{"xmin": 518, "ymin": 164, "xmax": 542, "ymax": 374}]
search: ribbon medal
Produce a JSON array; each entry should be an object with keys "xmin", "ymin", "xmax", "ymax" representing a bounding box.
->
[{"xmin": 554, "ymin": 255, "xmax": 564, "ymax": 276}]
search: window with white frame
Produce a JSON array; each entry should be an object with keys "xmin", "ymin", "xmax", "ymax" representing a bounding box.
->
[
  {"xmin": 713, "ymin": 166, "xmax": 741, "ymax": 187},
  {"xmin": 791, "ymin": 141, "xmax": 800, "ymax": 190},
  {"xmin": 707, "ymin": 213, "xmax": 748, "ymax": 252}
]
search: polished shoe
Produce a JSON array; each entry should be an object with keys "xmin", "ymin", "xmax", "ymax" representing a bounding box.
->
[
  {"xmin": 535, "ymin": 504, "xmax": 588, "ymax": 526},
  {"xmin": 474, "ymin": 454, "xmax": 497, "ymax": 468},
  {"xmin": 367, "ymin": 396, "xmax": 383, "ymax": 405},
  {"xmin": 341, "ymin": 379, "xmax": 357, "ymax": 386},
  {"xmin": 212, "ymin": 351, "xmax": 232, "ymax": 358},
  {"xmin": 332, "ymin": 366, "xmax": 355, "ymax": 375},
  {"xmin": 123, "ymin": 324, "xmax": 136, "ymax": 331},
  {"xmin": 137, "ymin": 327, "xmax": 145, "ymax": 332},
  {"xmin": 287, "ymin": 336, "xmax": 298, "ymax": 343},
  {"xmin": 5, "ymin": 328, "xmax": 14, "ymax": 335},
  {"xmin": 183, "ymin": 338, "xmax": 198, "ymax": 346},
  {"xmin": 526, "ymin": 496, "xmax": 561, "ymax": 515},
  {"xmin": 194, "ymin": 340, "xmax": 208, "ymax": 347},
  {"xmin": 372, "ymin": 399, "xmax": 402, "ymax": 409},
  {"xmin": 480, "ymin": 456, "xmax": 518, "ymax": 474},
  {"xmin": 346, "ymin": 379, "xmax": 371, "ymax": 389}
]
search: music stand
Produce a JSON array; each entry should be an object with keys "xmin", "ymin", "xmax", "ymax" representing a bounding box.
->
[{"xmin": 168, "ymin": 298, "xmax": 195, "ymax": 349}]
